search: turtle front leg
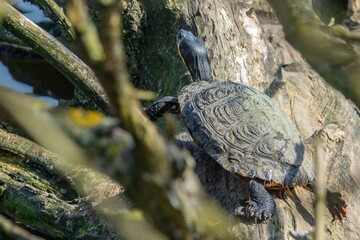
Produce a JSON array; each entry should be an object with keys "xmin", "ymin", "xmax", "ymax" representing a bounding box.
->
[
  {"xmin": 145, "ymin": 96, "xmax": 180, "ymax": 121},
  {"xmin": 245, "ymin": 180, "xmax": 276, "ymax": 221}
]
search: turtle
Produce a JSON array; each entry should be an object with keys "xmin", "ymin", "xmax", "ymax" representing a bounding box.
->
[{"xmin": 146, "ymin": 29, "xmax": 347, "ymax": 221}]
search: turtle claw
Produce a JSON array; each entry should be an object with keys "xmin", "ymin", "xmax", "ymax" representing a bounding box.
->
[
  {"xmin": 234, "ymin": 201, "xmax": 273, "ymax": 222},
  {"xmin": 234, "ymin": 181, "xmax": 276, "ymax": 222},
  {"xmin": 243, "ymin": 181, "xmax": 276, "ymax": 222},
  {"xmin": 327, "ymin": 192, "xmax": 347, "ymax": 222},
  {"xmin": 245, "ymin": 200, "xmax": 273, "ymax": 222}
]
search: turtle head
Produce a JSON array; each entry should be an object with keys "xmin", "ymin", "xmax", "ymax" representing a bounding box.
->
[{"xmin": 176, "ymin": 29, "xmax": 212, "ymax": 82}]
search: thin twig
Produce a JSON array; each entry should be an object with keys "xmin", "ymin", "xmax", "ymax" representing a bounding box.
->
[{"xmin": 314, "ymin": 141, "xmax": 326, "ymax": 240}]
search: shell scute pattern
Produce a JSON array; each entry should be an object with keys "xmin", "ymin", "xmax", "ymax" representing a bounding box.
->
[
  {"xmin": 181, "ymin": 97, "xmax": 194, "ymax": 116},
  {"xmin": 194, "ymin": 84, "xmax": 239, "ymax": 110},
  {"xmin": 204, "ymin": 139, "xmax": 228, "ymax": 163},
  {"xmin": 179, "ymin": 81, "xmax": 314, "ymax": 184},
  {"xmin": 192, "ymin": 125, "xmax": 213, "ymax": 146},
  {"xmin": 228, "ymin": 149, "xmax": 279, "ymax": 181},
  {"xmin": 183, "ymin": 110, "xmax": 201, "ymax": 132}
]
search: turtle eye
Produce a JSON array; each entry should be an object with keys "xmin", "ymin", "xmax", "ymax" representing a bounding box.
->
[{"xmin": 177, "ymin": 31, "xmax": 185, "ymax": 41}]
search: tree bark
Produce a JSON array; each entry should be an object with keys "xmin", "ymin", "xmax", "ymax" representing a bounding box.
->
[
  {"xmin": 0, "ymin": 128, "xmax": 123, "ymax": 239},
  {"xmin": 137, "ymin": 0, "xmax": 360, "ymax": 239},
  {"xmin": 268, "ymin": 0, "xmax": 360, "ymax": 107}
]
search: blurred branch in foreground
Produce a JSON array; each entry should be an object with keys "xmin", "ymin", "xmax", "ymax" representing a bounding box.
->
[
  {"xmin": 0, "ymin": 89, "xmax": 118, "ymax": 238},
  {"xmin": 0, "ymin": 1, "xmax": 240, "ymax": 237},
  {"xmin": 314, "ymin": 142, "xmax": 326, "ymax": 240},
  {"xmin": 0, "ymin": 87, "xmax": 164, "ymax": 239},
  {"xmin": 269, "ymin": 0, "xmax": 360, "ymax": 107},
  {"xmin": 66, "ymin": 0, "xmax": 238, "ymax": 239}
]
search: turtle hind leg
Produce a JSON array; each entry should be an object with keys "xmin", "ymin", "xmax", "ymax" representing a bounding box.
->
[
  {"xmin": 245, "ymin": 180, "xmax": 276, "ymax": 221},
  {"xmin": 326, "ymin": 190, "xmax": 347, "ymax": 221}
]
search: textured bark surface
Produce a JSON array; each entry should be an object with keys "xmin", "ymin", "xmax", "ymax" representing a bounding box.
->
[
  {"xmin": 346, "ymin": 0, "xmax": 360, "ymax": 29},
  {"xmin": 0, "ymin": 126, "xmax": 123, "ymax": 239},
  {"xmin": 0, "ymin": 151, "xmax": 121, "ymax": 239},
  {"xmin": 170, "ymin": 0, "xmax": 360, "ymax": 239},
  {"xmin": 183, "ymin": 0, "xmax": 279, "ymax": 89}
]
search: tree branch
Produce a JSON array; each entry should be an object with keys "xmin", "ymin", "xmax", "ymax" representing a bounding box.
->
[
  {"xmin": 0, "ymin": 1, "xmax": 110, "ymax": 113},
  {"xmin": 26, "ymin": 0, "xmax": 75, "ymax": 40},
  {"xmin": 269, "ymin": 0, "xmax": 360, "ymax": 107}
]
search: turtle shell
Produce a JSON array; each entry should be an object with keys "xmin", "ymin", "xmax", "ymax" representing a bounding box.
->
[{"xmin": 178, "ymin": 80, "xmax": 314, "ymax": 185}]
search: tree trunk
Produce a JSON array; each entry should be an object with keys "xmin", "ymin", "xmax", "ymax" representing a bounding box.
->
[{"xmin": 136, "ymin": 0, "xmax": 360, "ymax": 239}]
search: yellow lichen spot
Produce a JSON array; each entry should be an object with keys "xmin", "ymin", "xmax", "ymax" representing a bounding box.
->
[{"xmin": 68, "ymin": 108, "xmax": 103, "ymax": 127}]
